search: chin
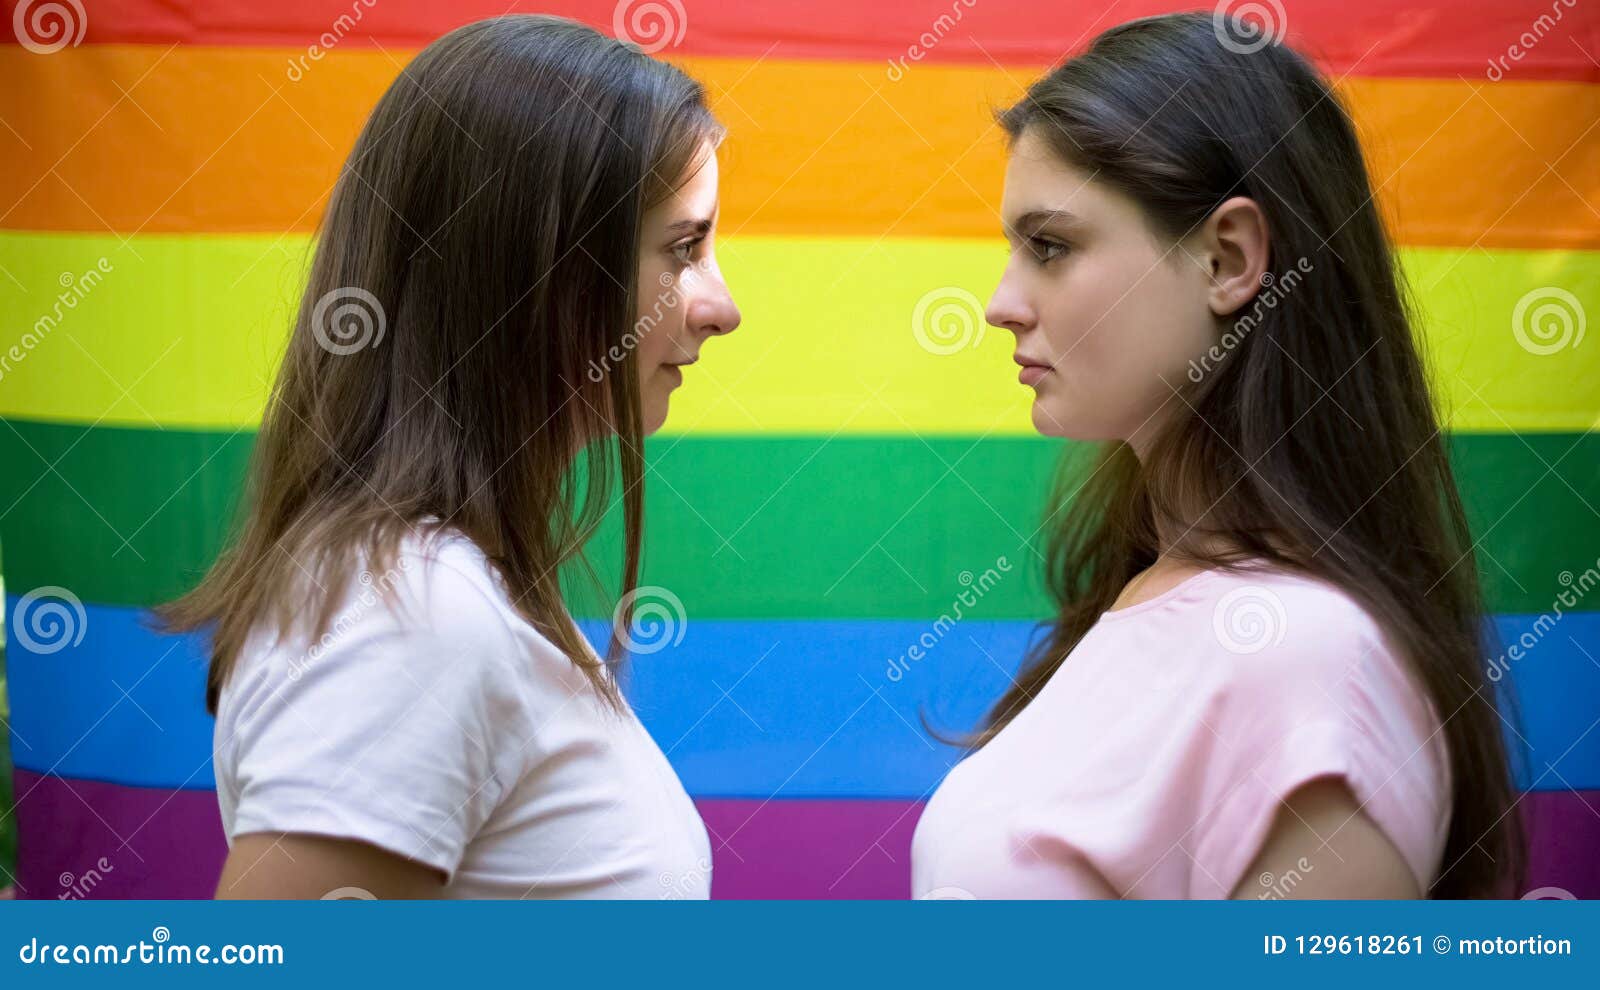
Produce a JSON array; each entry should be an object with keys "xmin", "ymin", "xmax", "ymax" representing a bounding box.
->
[
  {"xmin": 641, "ymin": 394, "xmax": 670, "ymax": 436},
  {"xmin": 1029, "ymin": 401, "xmax": 1115, "ymax": 442}
]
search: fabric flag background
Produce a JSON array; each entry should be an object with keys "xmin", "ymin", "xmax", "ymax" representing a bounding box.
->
[{"xmin": 1, "ymin": 0, "xmax": 1597, "ymax": 899}]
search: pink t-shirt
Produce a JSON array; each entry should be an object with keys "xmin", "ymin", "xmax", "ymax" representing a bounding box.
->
[{"xmin": 910, "ymin": 563, "xmax": 1452, "ymax": 899}]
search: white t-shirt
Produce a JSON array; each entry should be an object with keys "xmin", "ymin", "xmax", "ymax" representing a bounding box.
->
[{"xmin": 213, "ymin": 528, "xmax": 711, "ymax": 899}]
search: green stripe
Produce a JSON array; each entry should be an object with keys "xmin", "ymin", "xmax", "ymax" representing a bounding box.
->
[{"xmin": 0, "ymin": 417, "xmax": 1594, "ymax": 617}]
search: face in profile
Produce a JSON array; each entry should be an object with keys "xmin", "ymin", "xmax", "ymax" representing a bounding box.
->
[
  {"xmin": 633, "ymin": 144, "xmax": 742, "ymax": 435},
  {"xmin": 986, "ymin": 129, "xmax": 1221, "ymax": 450}
]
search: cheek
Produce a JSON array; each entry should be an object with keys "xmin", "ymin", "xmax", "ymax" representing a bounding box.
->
[{"xmin": 1034, "ymin": 252, "xmax": 1213, "ymax": 436}]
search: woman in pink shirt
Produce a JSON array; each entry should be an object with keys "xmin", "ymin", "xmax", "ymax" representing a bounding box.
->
[{"xmin": 911, "ymin": 12, "xmax": 1523, "ymax": 899}]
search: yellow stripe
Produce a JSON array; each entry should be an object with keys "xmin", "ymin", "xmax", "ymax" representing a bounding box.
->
[{"xmin": 0, "ymin": 232, "xmax": 1593, "ymax": 433}]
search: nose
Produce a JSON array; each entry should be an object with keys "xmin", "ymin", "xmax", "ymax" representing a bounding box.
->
[
  {"xmin": 687, "ymin": 261, "xmax": 741, "ymax": 338},
  {"xmin": 985, "ymin": 266, "xmax": 1035, "ymax": 336}
]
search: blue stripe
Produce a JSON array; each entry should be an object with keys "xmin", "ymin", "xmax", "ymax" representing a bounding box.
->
[{"xmin": 6, "ymin": 597, "xmax": 1598, "ymax": 795}]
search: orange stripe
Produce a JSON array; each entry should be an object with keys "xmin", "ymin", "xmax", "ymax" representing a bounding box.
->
[{"xmin": 1, "ymin": 46, "xmax": 1595, "ymax": 247}]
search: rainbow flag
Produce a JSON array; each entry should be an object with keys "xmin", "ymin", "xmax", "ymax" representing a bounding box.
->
[{"xmin": 1, "ymin": 0, "xmax": 1596, "ymax": 898}]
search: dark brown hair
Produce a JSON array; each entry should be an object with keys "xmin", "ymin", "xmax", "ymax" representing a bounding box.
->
[
  {"xmin": 980, "ymin": 13, "xmax": 1523, "ymax": 898},
  {"xmin": 159, "ymin": 15, "xmax": 722, "ymax": 713}
]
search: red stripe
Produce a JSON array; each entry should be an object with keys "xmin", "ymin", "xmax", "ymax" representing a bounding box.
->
[
  {"xmin": 4, "ymin": 0, "xmax": 1596, "ymax": 81},
  {"xmin": 8, "ymin": 771, "xmax": 1597, "ymax": 899}
]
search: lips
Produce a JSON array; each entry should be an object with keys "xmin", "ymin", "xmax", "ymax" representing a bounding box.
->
[{"xmin": 1014, "ymin": 353, "xmax": 1051, "ymax": 387}]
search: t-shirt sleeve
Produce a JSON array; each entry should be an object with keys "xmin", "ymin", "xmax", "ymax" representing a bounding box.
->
[
  {"xmin": 223, "ymin": 560, "xmax": 536, "ymax": 884},
  {"xmin": 1187, "ymin": 603, "xmax": 1451, "ymax": 899}
]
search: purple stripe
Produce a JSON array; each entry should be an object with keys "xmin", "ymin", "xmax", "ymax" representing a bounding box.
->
[
  {"xmin": 699, "ymin": 799, "xmax": 923, "ymax": 899},
  {"xmin": 1523, "ymin": 790, "xmax": 1600, "ymax": 899},
  {"xmin": 11, "ymin": 769, "xmax": 226, "ymax": 900},
  {"xmin": 8, "ymin": 771, "xmax": 1596, "ymax": 899}
]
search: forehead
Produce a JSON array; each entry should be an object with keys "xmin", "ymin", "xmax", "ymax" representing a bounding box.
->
[
  {"xmin": 999, "ymin": 129, "xmax": 1106, "ymax": 221},
  {"xmin": 652, "ymin": 146, "xmax": 719, "ymax": 219}
]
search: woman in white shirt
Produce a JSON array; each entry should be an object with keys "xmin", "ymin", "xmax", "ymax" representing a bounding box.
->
[{"xmin": 159, "ymin": 15, "xmax": 740, "ymax": 898}]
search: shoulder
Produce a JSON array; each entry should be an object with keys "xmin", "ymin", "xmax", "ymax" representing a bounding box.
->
[
  {"xmin": 225, "ymin": 527, "xmax": 570, "ymax": 717},
  {"xmin": 1188, "ymin": 564, "xmax": 1403, "ymax": 699}
]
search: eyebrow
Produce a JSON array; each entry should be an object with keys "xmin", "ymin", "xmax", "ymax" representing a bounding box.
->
[
  {"xmin": 664, "ymin": 218, "xmax": 713, "ymax": 238},
  {"xmin": 664, "ymin": 202, "xmax": 719, "ymax": 239},
  {"xmin": 1005, "ymin": 209, "xmax": 1086, "ymax": 237}
]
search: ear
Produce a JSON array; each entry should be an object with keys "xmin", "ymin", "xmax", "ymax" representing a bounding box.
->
[{"xmin": 1197, "ymin": 196, "xmax": 1271, "ymax": 317}]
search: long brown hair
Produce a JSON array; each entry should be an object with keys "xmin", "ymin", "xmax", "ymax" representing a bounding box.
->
[
  {"xmin": 979, "ymin": 13, "xmax": 1523, "ymax": 898},
  {"xmin": 159, "ymin": 15, "xmax": 721, "ymax": 714}
]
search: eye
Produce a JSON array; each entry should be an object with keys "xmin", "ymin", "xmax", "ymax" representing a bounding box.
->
[
  {"xmin": 1027, "ymin": 237, "xmax": 1069, "ymax": 264},
  {"xmin": 671, "ymin": 236, "xmax": 706, "ymax": 264}
]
